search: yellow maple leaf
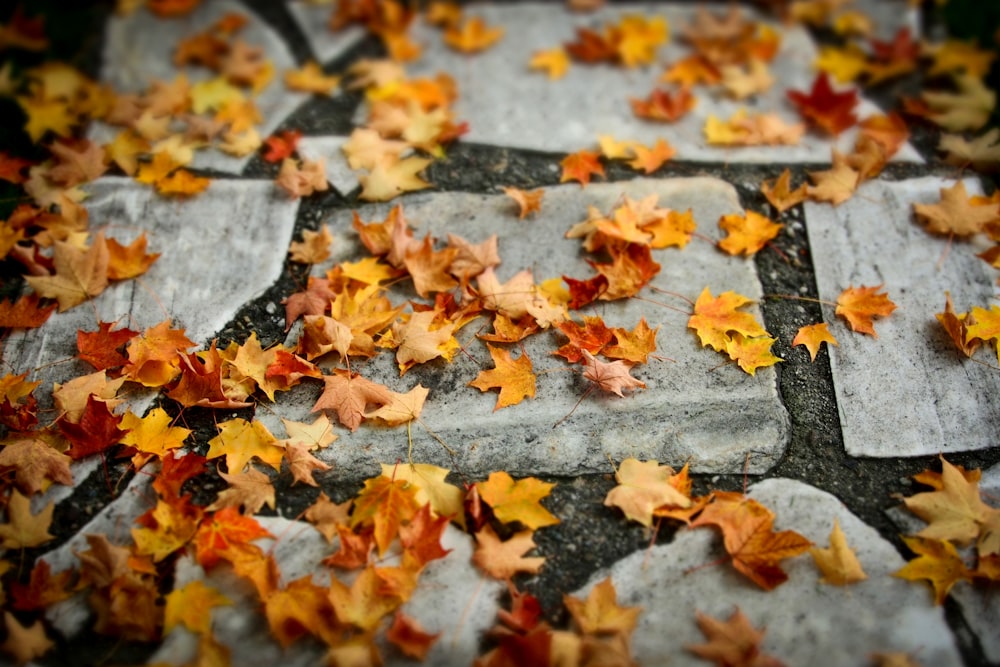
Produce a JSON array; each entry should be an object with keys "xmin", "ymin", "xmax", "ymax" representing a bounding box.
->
[{"xmin": 476, "ymin": 471, "xmax": 559, "ymax": 529}]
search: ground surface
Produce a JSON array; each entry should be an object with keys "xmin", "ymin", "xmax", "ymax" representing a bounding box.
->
[{"xmin": 1, "ymin": 1, "xmax": 999, "ymax": 666}]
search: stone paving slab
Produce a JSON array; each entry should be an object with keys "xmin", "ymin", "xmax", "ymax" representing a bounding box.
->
[
  {"xmin": 325, "ymin": 2, "xmax": 924, "ymax": 163},
  {"xmin": 572, "ymin": 478, "xmax": 963, "ymax": 666},
  {"xmin": 260, "ymin": 177, "xmax": 790, "ymax": 478},
  {"xmin": 286, "ymin": 1, "xmax": 367, "ymax": 65},
  {"xmin": 804, "ymin": 177, "xmax": 1000, "ymax": 458},
  {"xmin": 91, "ymin": 1, "xmax": 331, "ymax": 174},
  {"xmin": 297, "ymin": 136, "xmax": 362, "ymax": 195}
]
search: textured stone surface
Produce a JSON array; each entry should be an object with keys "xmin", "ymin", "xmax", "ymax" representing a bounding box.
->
[
  {"xmin": 573, "ymin": 478, "xmax": 963, "ymax": 666},
  {"xmin": 805, "ymin": 177, "xmax": 1000, "ymax": 457},
  {"xmin": 96, "ymin": 1, "xmax": 312, "ymax": 173},
  {"xmin": 6, "ymin": 178, "xmax": 299, "ymax": 378},
  {"xmin": 148, "ymin": 519, "xmax": 502, "ymax": 667},
  {"xmin": 352, "ymin": 2, "xmax": 924, "ymax": 162},
  {"xmin": 262, "ymin": 178, "xmax": 789, "ymax": 478}
]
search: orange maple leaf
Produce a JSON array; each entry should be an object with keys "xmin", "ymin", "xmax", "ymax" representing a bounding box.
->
[
  {"xmin": 581, "ymin": 350, "xmax": 646, "ymax": 396},
  {"xmin": 472, "ymin": 525, "xmax": 545, "ymax": 580},
  {"xmin": 443, "ymin": 16, "xmax": 504, "ymax": 53},
  {"xmin": 469, "ymin": 344, "xmax": 537, "ymax": 410},
  {"xmin": 560, "ymin": 150, "xmax": 605, "ymax": 187},
  {"xmin": 691, "ymin": 491, "xmax": 811, "ymax": 590},
  {"xmin": 350, "ymin": 475, "xmax": 421, "ymax": 556},
  {"xmin": 760, "ymin": 169, "xmax": 807, "ymax": 213},
  {"xmin": 791, "ymin": 322, "xmax": 839, "ymax": 361},
  {"xmin": 0, "ymin": 294, "xmax": 55, "ymax": 329},
  {"xmin": 24, "ymin": 231, "xmax": 109, "ymax": 311},
  {"xmin": 688, "ymin": 288, "xmax": 768, "ymax": 352},
  {"xmin": 685, "ymin": 607, "xmax": 786, "ymax": 667},
  {"xmin": 503, "ymin": 187, "xmax": 544, "ymax": 219},
  {"xmin": 835, "ymin": 284, "xmax": 897, "ymax": 337},
  {"xmin": 564, "ymin": 576, "xmax": 641, "ymax": 638},
  {"xmin": 630, "ymin": 87, "xmax": 696, "ymax": 123},
  {"xmin": 311, "ymin": 369, "xmax": 394, "ymax": 431},
  {"xmin": 604, "ymin": 458, "xmax": 691, "ymax": 527},
  {"xmin": 193, "ymin": 507, "xmax": 272, "ymax": 570},
  {"xmin": 717, "ymin": 211, "xmax": 782, "ymax": 256}
]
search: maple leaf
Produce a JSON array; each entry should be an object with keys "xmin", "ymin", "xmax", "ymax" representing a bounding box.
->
[
  {"xmin": 119, "ymin": 407, "xmax": 190, "ymax": 458},
  {"xmin": 473, "ymin": 525, "xmax": 545, "ymax": 580},
  {"xmin": 284, "ymin": 61, "xmax": 340, "ymax": 95},
  {"xmin": 725, "ymin": 333, "xmax": 782, "ymax": 376},
  {"xmin": 921, "ymin": 74, "xmax": 996, "ymax": 132},
  {"xmin": 630, "ymin": 88, "xmax": 696, "ymax": 123},
  {"xmin": 164, "ymin": 580, "xmax": 232, "ymax": 636},
  {"xmin": 809, "ymin": 518, "xmax": 867, "ymax": 585},
  {"xmin": 1, "ymin": 611, "xmax": 53, "ymax": 665},
  {"xmin": 402, "ymin": 236, "xmax": 459, "ymax": 297},
  {"xmin": 718, "ymin": 211, "xmax": 782, "ymax": 256},
  {"xmin": 791, "ymin": 322, "xmax": 838, "ymax": 361},
  {"xmin": 381, "ymin": 462, "xmax": 465, "ymax": 526},
  {"xmin": 626, "ymin": 139, "xmax": 675, "ymax": 173},
  {"xmin": 688, "ymin": 288, "xmax": 768, "ymax": 353},
  {"xmin": 8, "ymin": 560, "xmax": 74, "ymax": 612},
  {"xmin": 312, "ymin": 369, "xmax": 393, "ymax": 431},
  {"xmin": 398, "ymin": 502, "xmax": 452, "ymax": 570},
  {"xmin": 564, "ymin": 577, "xmax": 641, "ymax": 638},
  {"xmin": 0, "ymin": 293, "xmax": 54, "ymax": 330},
  {"xmin": 131, "ymin": 496, "xmax": 202, "ymax": 562},
  {"xmin": 282, "ymin": 276, "xmax": 336, "ymax": 330},
  {"xmin": 912, "ymin": 181, "xmax": 1000, "ymax": 237},
  {"xmin": 48, "ymin": 139, "xmax": 108, "ymax": 187},
  {"xmin": 903, "ymin": 456, "xmax": 995, "ymax": 550},
  {"xmin": 895, "ymin": 536, "xmax": 972, "ymax": 605},
  {"xmin": 685, "ymin": 607, "xmax": 786, "ymax": 667},
  {"xmin": 966, "ymin": 304, "xmax": 1000, "ymax": 364},
  {"xmin": 560, "ymin": 150, "xmax": 604, "ymax": 187},
  {"xmin": 469, "ymin": 344, "xmax": 537, "ymax": 411},
  {"xmin": 807, "ymin": 151, "xmax": 860, "ymax": 206},
  {"xmin": 389, "ymin": 310, "xmax": 458, "ymax": 374},
  {"xmin": 387, "ymin": 612, "xmax": 440, "ymax": 661},
  {"xmin": 207, "ymin": 466, "xmax": 276, "ymax": 515},
  {"xmin": 935, "ymin": 293, "xmax": 980, "ymax": 358},
  {"xmin": 444, "ymin": 16, "xmax": 504, "ymax": 53},
  {"xmin": 288, "ymin": 224, "xmax": 333, "ymax": 264},
  {"xmin": 365, "ymin": 384, "xmax": 429, "ymax": 426},
  {"xmin": 662, "ymin": 55, "xmax": 721, "ymax": 86},
  {"xmin": 940, "ymin": 128, "xmax": 1000, "ymax": 172},
  {"xmin": 123, "ymin": 320, "xmax": 196, "ymax": 387},
  {"xmin": 529, "ymin": 48, "xmax": 570, "ymax": 79},
  {"xmin": 604, "ymin": 318, "xmax": 659, "ymax": 364},
  {"xmin": 205, "ymin": 418, "xmax": 285, "ymax": 473},
  {"xmin": 304, "ymin": 492, "xmax": 351, "ymax": 542},
  {"xmin": 76, "ymin": 321, "xmax": 139, "ymax": 371},
  {"xmin": 193, "ymin": 508, "xmax": 273, "ymax": 574},
  {"xmin": 359, "ymin": 155, "xmax": 433, "ymax": 202},
  {"xmin": 503, "ymin": 187, "xmax": 544, "ymax": 219},
  {"xmin": 276, "ymin": 158, "xmax": 329, "ymax": 198},
  {"xmin": 604, "ymin": 458, "xmax": 691, "ymax": 527},
  {"xmin": 0, "ymin": 437, "xmax": 73, "ymax": 495},
  {"xmin": 329, "ymin": 566, "xmax": 408, "ymax": 632},
  {"xmin": 786, "ymin": 73, "xmax": 858, "ymax": 135},
  {"xmin": 720, "ymin": 59, "xmax": 774, "ymax": 99},
  {"xmin": 860, "ymin": 112, "xmax": 909, "ymax": 158},
  {"xmin": 351, "ymin": 475, "xmax": 420, "ymax": 556},
  {"xmin": 283, "ymin": 442, "xmax": 332, "ymax": 486},
  {"xmin": 261, "ymin": 129, "xmax": 302, "ymax": 163},
  {"xmin": 0, "ymin": 489, "xmax": 54, "ymax": 549},
  {"xmin": 835, "ymin": 285, "xmax": 897, "ymax": 337},
  {"xmin": 24, "ymin": 231, "xmax": 109, "ymax": 311},
  {"xmin": 59, "ymin": 394, "xmax": 127, "ymax": 460},
  {"xmin": 581, "ymin": 350, "xmax": 645, "ymax": 397},
  {"xmin": 447, "ymin": 233, "xmax": 501, "ymax": 279},
  {"xmin": 691, "ymin": 491, "xmax": 812, "ymax": 590},
  {"xmin": 761, "ymin": 169, "xmax": 807, "ymax": 213},
  {"xmin": 477, "ymin": 471, "xmax": 559, "ymax": 529}
]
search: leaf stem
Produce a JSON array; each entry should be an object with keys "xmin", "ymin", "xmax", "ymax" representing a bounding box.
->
[{"xmin": 764, "ymin": 293, "xmax": 837, "ymax": 308}]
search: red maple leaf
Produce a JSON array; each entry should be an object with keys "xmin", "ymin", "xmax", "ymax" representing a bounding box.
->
[
  {"xmin": 59, "ymin": 395, "xmax": 127, "ymax": 460},
  {"xmin": 262, "ymin": 130, "xmax": 302, "ymax": 163},
  {"xmin": 786, "ymin": 73, "xmax": 858, "ymax": 135},
  {"xmin": 77, "ymin": 321, "xmax": 140, "ymax": 372}
]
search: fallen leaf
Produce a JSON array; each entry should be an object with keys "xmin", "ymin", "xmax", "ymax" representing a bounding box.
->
[
  {"xmin": 563, "ymin": 577, "xmax": 641, "ymax": 638},
  {"xmin": 0, "ymin": 489, "xmax": 54, "ymax": 549},
  {"xmin": 359, "ymin": 155, "xmax": 433, "ymax": 201},
  {"xmin": 24, "ymin": 231, "xmax": 109, "ymax": 311},
  {"xmin": 685, "ymin": 607, "xmax": 786, "ymax": 667},
  {"xmin": 912, "ymin": 181, "xmax": 1000, "ymax": 237},
  {"xmin": 630, "ymin": 88, "xmax": 695, "ymax": 123},
  {"xmin": 791, "ymin": 322, "xmax": 838, "ymax": 361},
  {"xmin": 1, "ymin": 611, "xmax": 53, "ymax": 665},
  {"xmin": 760, "ymin": 169, "xmax": 807, "ymax": 213},
  {"xmin": 560, "ymin": 150, "xmax": 605, "ymax": 187},
  {"xmin": 835, "ymin": 285, "xmax": 897, "ymax": 337},
  {"xmin": 477, "ymin": 471, "xmax": 558, "ymax": 529},
  {"xmin": 164, "ymin": 580, "xmax": 231, "ymax": 635},
  {"xmin": 468, "ymin": 344, "xmax": 537, "ymax": 410},
  {"xmin": 580, "ymin": 350, "xmax": 645, "ymax": 397},
  {"xmin": 207, "ymin": 466, "xmax": 276, "ymax": 515},
  {"xmin": 529, "ymin": 48, "xmax": 570, "ymax": 80},
  {"xmin": 717, "ymin": 211, "xmax": 782, "ymax": 256},
  {"xmin": 810, "ymin": 518, "xmax": 867, "ymax": 585},
  {"xmin": 786, "ymin": 73, "xmax": 858, "ymax": 135},
  {"xmin": 503, "ymin": 187, "xmax": 544, "ymax": 219},
  {"xmin": 604, "ymin": 458, "xmax": 691, "ymax": 527},
  {"xmin": 443, "ymin": 16, "xmax": 504, "ymax": 53},
  {"xmin": 473, "ymin": 525, "xmax": 545, "ymax": 580},
  {"xmin": 895, "ymin": 536, "xmax": 972, "ymax": 605}
]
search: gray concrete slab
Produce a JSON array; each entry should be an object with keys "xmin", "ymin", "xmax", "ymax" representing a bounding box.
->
[
  {"xmin": 335, "ymin": 3, "xmax": 924, "ymax": 163},
  {"xmin": 5, "ymin": 178, "xmax": 299, "ymax": 389},
  {"xmin": 95, "ymin": 1, "xmax": 321, "ymax": 173},
  {"xmin": 262, "ymin": 177, "xmax": 789, "ymax": 478},
  {"xmin": 573, "ymin": 478, "xmax": 963, "ymax": 666},
  {"xmin": 804, "ymin": 177, "xmax": 1000, "ymax": 457}
]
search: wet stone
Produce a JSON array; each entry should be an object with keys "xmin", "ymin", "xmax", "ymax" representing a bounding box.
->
[
  {"xmin": 261, "ymin": 177, "xmax": 789, "ymax": 479},
  {"xmin": 804, "ymin": 177, "xmax": 1000, "ymax": 458},
  {"xmin": 572, "ymin": 478, "xmax": 963, "ymax": 666}
]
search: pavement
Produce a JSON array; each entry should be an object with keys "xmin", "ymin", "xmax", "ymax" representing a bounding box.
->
[{"xmin": 2, "ymin": 1, "xmax": 999, "ymax": 666}]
